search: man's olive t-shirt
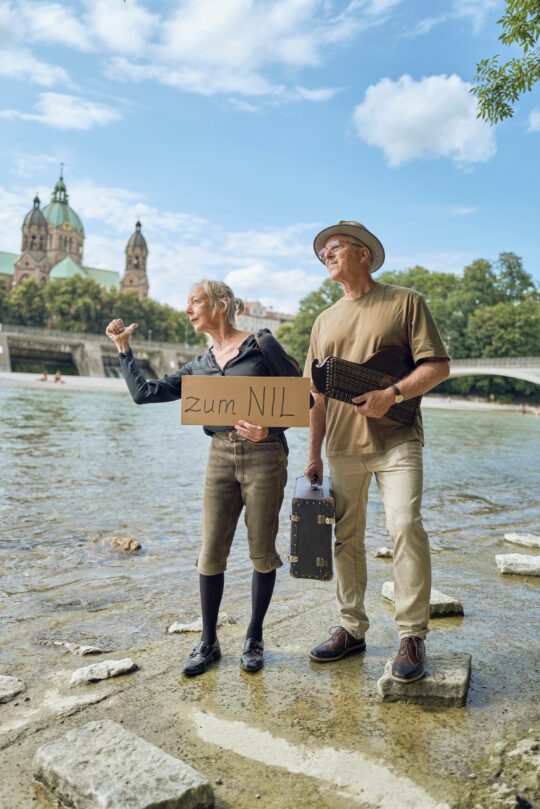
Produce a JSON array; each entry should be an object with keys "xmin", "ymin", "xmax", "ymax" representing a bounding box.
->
[{"xmin": 304, "ymin": 283, "xmax": 449, "ymax": 457}]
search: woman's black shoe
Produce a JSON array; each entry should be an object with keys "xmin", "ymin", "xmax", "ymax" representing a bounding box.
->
[
  {"xmin": 183, "ymin": 640, "xmax": 221, "ymax": 677},
  {"xmin": 241, "ymin": 638, "xmax": 264, "ymax": 672}
]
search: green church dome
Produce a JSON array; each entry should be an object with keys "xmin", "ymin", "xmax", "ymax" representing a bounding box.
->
[{"xmin": 42, "ymin": 171, "xmax": 84, "ymax": 234}]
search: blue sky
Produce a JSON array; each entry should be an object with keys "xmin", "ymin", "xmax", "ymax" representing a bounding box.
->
[{"xmin": 0, "ymin": 0, "xmax": 538, "ymax": 313}]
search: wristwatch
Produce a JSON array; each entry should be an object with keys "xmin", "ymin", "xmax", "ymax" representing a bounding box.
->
[{"xmin": 391, "ymin": 384, "xmax": 404, "ymax": 404}]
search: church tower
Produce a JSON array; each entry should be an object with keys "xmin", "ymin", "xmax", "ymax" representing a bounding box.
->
[
  {"xmin": 121, "ymin": 221, "xmax": 149, "ymax": 300},
  {"xmin": 13, "ymin": 195, "xmax": 50, "ymax": 287},
  {"xmin": 42, "ymin": 169, "xmax": 85, "ymax": 267}
]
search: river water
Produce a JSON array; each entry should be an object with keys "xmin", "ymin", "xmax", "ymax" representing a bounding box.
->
[{"xmin": 1, "ymin": 383, "xmax": 539, "ymax": 673}]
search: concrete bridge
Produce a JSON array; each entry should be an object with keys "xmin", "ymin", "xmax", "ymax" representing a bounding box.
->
[
  {"xmin": 449, "ymin": 357, "xmax": 540, "ymax": 386},
  {"xmin": 0, "ymin": 324, "xmax": 201, "ymax": 378}
]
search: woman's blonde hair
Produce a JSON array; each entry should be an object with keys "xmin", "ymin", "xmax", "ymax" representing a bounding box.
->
[{"xmin": 193, "ymin": 279, "xmax": 246, "ymax": 326}]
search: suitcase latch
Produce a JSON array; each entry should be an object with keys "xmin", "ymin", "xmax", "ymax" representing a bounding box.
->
[
  {"xmin": 317, "ymin": 515, "xmax": 335, "ymax": 525},
  {"xmin": 290, "ymin": 514, "xmax": 300, "ymax": 522},
  {"xmin": 288, "ymin": 555, "xmax": 299, "ymax": 563},
  {"xmin": 316, "ymin": 557, "xmax": 325, "ymax": 567}
]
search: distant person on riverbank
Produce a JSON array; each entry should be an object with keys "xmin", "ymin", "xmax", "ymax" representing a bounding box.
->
[
  {"xmin": 54, "ymin": 371, "xmax": 64, "ymax": 384},
  {"xmin": 520, "ymin": 403, "xmax": 527, "ymax": 416},
  {"xmin": 304, "ymin": 220, "xmax": 450, "ymax": 683},
  {"xmin": 37, "ymin": 371, "xmax": 48, "ymax": 382},
  {"xmin": 106, "ymin": 280, "xmax": 302, "ymax": 677}
]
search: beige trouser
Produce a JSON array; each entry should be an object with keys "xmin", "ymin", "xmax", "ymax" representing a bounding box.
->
[{"xmin": 328, "ymin": 439, "xmax": 430, "ymax": 640}]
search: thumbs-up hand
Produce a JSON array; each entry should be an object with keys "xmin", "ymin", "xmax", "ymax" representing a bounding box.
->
[{"xmin": 105, "ymin": 318, "xmax": 139, "ymax": 352}]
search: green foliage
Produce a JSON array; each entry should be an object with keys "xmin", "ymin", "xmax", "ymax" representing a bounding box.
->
[
  {"xmin": 465, "ymin": 297, "xmax": 540, "ymax": 357},
  {"xmin": 44, "ymin": 276, "xmax": 107, "ymax": 332},
  {"xmin": 472, "ymin": 0, "xmax": 540, "ymax": 123},
  {"xmin": 7, "ymin": 278, "xmax": 46, "ymax": 326},
  {"xmin": 3, "ymin": 276, "xmax": 204, "ymax": 345},
  {"xmin": 276, "ymin": 279, "xmax": 342, "ymax": 365},
  {"xmin": 496, "ymin": 252, "xmax": 538, "ymax": 301}
]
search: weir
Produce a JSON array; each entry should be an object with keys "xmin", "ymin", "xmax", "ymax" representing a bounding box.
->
[{"xmin": 0, "ymin": 325, "xmax": 200, "ymax": 378}]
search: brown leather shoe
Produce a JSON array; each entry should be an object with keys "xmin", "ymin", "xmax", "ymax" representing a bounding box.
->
[
  {"xmin": 309, "ymin": 626, "xmax": 366, "ymax": 663},
  {"xmin": 391, "ymin": 636, "xmax": 426, "ymax": 683}
]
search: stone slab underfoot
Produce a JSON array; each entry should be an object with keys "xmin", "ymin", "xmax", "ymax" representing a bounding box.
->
[
  {"xmin": 0, "ymin": 675, "xmax": 26, "ymax": 703},
  {"xmin": 377, "ymin": 653, "xmax": 472, "ymax": 707},
  {"xmin": 381, "ymin": 581, "xmax": 464, "ymax": 616},
  {"xmin": 70, "ymin": 658, "xmax": 138, "ymax": 687},
  {"xmin": 504, "ymin": 532, "xmax": 540, "ymax": 549},
  {"xmin": 496, "ymin": 553, "xmax": 540, "ymax": 575},
  {"xmin": 33, "ymin": 719, "xmax": 214, "ymax": 809}
]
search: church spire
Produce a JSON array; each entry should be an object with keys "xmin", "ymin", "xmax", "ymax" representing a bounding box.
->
[{"xmin": 52, "ymin": 164, "xmax": 68, "ymax": 204}]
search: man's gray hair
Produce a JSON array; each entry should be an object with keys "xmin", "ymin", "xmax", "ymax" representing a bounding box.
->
[{"xmin": 195, "ymin": 279, "xmax": 246, "ymax": 326}]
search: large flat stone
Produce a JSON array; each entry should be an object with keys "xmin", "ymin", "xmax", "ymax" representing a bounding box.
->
[
  {"xmin": 381, "ymin": 581, "xmax": 464, "ymax": 616},
  {"xmin": 0, "ymin": 674, "xmax": 26, "ymax": 703},
  {"xmin": 377, "ymin": 653, "xmax": 472, "ymax": 707},
  {"xmin": 33, "ymin": 719, "xmax": 214, "ymax": 809},
  {"xmin": 495, "ymin": 553, "xmax": 540, "ymax": 576},
  {"xmin": 504, "ymin": 532, "xmax": 540, "ymax": 549},
  {"xmin": 70, "ymin": 658, "xmax": 139, "ymax": 686}
]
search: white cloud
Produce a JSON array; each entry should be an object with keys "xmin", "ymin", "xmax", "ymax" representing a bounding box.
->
[
  {"xmin": 352, "ymin": 74, "xmax": 496, "ymax": 167},
  {"xmin": 445, "ymin": 205, "xmax": 478, "ymax": 216},
  {"xmin": 10, "ymin": 151, "xmax": 65, "ymax": 178},
  {"xmin": 295, "ymin": 86, "xmax": 342, "ymax": 102},
  {"xmin": 21, "ymin": 2, "xmax": 91, "ymax": 51},
  {"xmin": 452, "ymin": 0, "xmax": 499, "ymax": 32},
  {"xmin": 85, "ymin": 0, "xmax": 159, "ymax": 55},
  {"xmin": 223, "ymin": 224, "xmax": 315, "ymax": 259},
  {"xmin": 224, "ymin": 265, "xmax": 319, "ymax": 312},
  {"xmin": 0, "ymin": 1, "xmax": 18, "ymax": 45},
  {"xmin": 527, "ymin": 110, "xmax": 540, "ymax": 132},
  {"xmin": 228, "ymin": 98, "xmax": 261, "ymax": 113},
  {"xmin": 0, "ymin": 48, "xmax": 71, "ymax": 86},
  {"xmin": 104, "ymin": 0, "xmax": 395, "ymax": 100},
  {"xmin": 0, "ymin": 92, "xmax": 123, "ymax": 130}
]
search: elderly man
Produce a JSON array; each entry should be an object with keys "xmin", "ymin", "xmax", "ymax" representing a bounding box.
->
[{"xmin": 304, "ymin": 220, "xmax": 450, "ymax": 682}]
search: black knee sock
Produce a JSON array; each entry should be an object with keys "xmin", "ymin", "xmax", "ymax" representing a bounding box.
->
[
  {"xmin": 246, "ymin": 569, "xmax": 276, "ymax": 642},
  {"xmin": 199, "ymin": 572, "xmax": 224, "ymax": 644}
]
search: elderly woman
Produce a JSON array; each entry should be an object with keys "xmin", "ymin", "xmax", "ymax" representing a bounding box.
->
[{"xmin": 106, "ymin": 280, "xmax": 300, "ymax": 676}]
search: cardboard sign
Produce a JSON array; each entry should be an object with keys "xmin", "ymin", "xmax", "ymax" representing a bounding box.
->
[{"xmin": 181, "ymin": 376, "xmax": 310, "ymax": 427}]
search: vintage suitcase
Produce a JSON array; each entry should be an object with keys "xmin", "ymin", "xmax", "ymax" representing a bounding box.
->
[{"xmin": 289, "ymin": 475, "xmax": 335, "ymax": 581}]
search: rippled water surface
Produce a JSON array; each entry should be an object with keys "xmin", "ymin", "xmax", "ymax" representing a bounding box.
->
[{"xmin": 1, "ymin": 384, "xmax": 539, "ymax": 669}]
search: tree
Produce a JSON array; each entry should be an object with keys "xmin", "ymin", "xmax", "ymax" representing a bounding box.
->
[
  {"xmin": 495, "ymin": 251, "xmax": 537, "ymax": 301},
  {"xmin": 7, "ymin": 278, "xmax": 46, "ymax": 326},
  {"xmin": 44, "ymin": 276, "xmax": 107, "ymax": 332},
  {"xmin": 472, "ymin": 0, "xmax": 540, "ymax": 123},
  {"xmin": 465, "ymin": 298, "xmax": 540, "ymax": 357},
  {"xmin": 276, "ymin": 279, "xmax": 342, "ymax": 365}
]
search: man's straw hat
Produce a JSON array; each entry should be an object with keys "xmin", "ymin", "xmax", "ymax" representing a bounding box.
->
[{"xmin": 313, "ymin": 220, "xmax": 385, "ymax": 272}]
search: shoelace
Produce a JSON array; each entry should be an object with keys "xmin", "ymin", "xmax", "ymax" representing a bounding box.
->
[{"xmin": 399, "ymin": 636, "xmax": 420, "ymax": 664}]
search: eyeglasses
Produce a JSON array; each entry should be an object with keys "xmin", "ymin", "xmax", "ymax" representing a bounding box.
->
[{"xmin": 318, "ymin": 238, "xmax": 367, "ymax": 262}]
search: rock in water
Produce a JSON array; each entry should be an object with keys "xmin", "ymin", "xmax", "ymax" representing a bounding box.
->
[
  {"xmin": 168, "ymin": 612, "xmax": 237, "ymax": 634},
  {"xmin": 102, "ymin": 536, "xmax": 141, "ymax": 552},
  {"xmin": 495, "ymin": 554, "xmax": 540, "ymax": 576},
  {"xmin": 373, "ymin": 547, "xmax": 394, "ymax": 558},
  {"xmin": 70, "ymin": 658, "xmax": 139, "ymax": 687},
  {"xmin": 0, "ymin": 675, "xmax": 26, "ymax": 703},
  {"xmin": 381, "ymin": 581, "xmax": 464, "ymax": 616},
  {"xmin": 33, "ymin": 719, "xmax": 214, "ymax": 809},
  {"xmin": 377, "ymin": 653, "xmax": 472, "ymax": 707},
  {"xmin": 503, "ymin": 532, "xmax": 540, "ymax": 550}
]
